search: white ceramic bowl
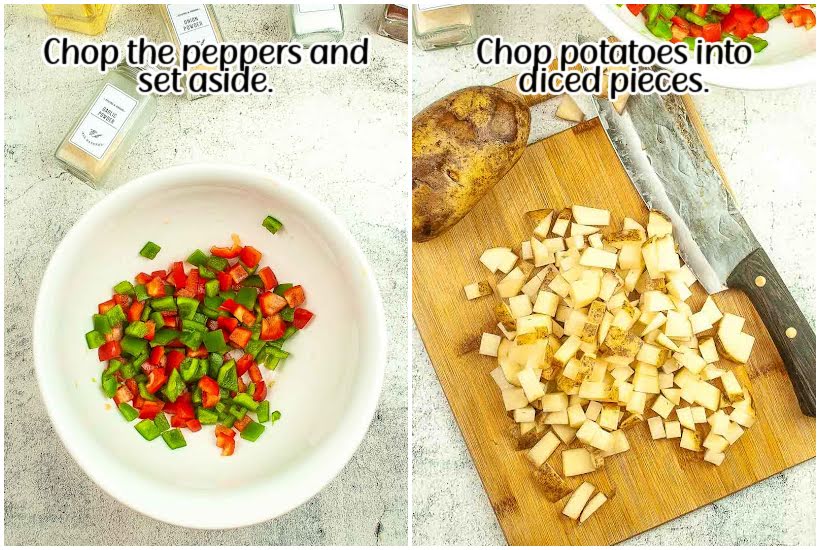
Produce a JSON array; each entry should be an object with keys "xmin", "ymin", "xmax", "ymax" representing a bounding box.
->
[
  {"xmin": 34, "ymin": 163, "xmax": 386, "ymax": 528},
  {"xmin": 587, "ymin": 4, "xmax": 816, "ymax": 89}
]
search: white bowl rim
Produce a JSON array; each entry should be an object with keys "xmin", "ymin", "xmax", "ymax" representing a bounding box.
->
[
  {"xmin": 586, "ymin": 3, "xmax": 817, "ymax": 90},
  {"xmin": 33, "ymin": 162, "xmax": 387, "ymax": 529}
]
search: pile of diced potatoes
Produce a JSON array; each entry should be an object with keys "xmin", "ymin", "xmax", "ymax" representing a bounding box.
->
[{"xmin": 467, "ymin": 205, "xmax": 758, "ymax": 520}]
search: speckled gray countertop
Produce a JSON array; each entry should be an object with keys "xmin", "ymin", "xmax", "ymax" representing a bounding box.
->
[
  {"xmin": 412, "ymin": 4, "xmax": 815, "ymax": 546},
  {"xmin": 4, "ymin": 4, "xmax": 407, "ymax": 545}
]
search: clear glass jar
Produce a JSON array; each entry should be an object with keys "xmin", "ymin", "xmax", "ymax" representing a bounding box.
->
[
  {"xmin": 413, "ymin": 4, "xmax": 477, "ymax": 51},
  {"xmin": 288, "ymin": 4, "xmax": 344, "ymax": 44},
  {"xmin": 55, "ymin": 63, "xmax": 157, "ymax": 187},
  {"xmin": 378, "ymin": 4, "xmax": 408, "ymax": 43},
  {"xmin": 42, "ymin": 4, "xmax": 112, "ymax": 36},
  {"xmin": 157, "ymin": 4, "xmax": 225, "ymax": 100}
]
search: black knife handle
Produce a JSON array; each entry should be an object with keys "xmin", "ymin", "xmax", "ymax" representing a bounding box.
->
[{"xmin": 727, "ymin": 247, "xmax": 815, "ymax": 417}]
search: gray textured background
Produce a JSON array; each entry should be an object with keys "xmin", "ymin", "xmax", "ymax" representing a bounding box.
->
[
  {"xmin": 4, "ymin": 4, "xmax": 408, "ymax": 545},
  {"xmin": 412, "ymin": 4, "xmax": 816, "ymax": 546}
]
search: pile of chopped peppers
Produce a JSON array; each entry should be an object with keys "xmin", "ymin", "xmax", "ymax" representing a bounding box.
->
[
  {"xmin": 624, "ymin": 4, "xmax": 816, "ymax": 52},
  {"xmin": 85, "ymin": 224, "xmax": 314, "ymax": 456}
]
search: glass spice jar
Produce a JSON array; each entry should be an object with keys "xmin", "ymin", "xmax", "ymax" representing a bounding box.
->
[
  {"xmin": 157, "ymin": 4, "xmax": 225, "ymax": 101},
  {"xmin": 413, "ymin": 4, "xmax": 477, "ymax": 51},
  {"xmin": 288, "ymin": 4, "xmax": 345, "ymax": 44},
  {"xmin": 42, "ymin": 4, "xmax": 112, "ymax": 36},
  {"xmin": 55, "ymin": 62, "xmax": 157, "ymax": 188},
  {"xmin": 378, "ymin": 4, "xmax": 408, "ymax": 43}
]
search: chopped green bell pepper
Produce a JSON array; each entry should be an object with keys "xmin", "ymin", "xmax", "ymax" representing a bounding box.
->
[
  {"xmin": 186, "ymin": 249, "xmax": 208, "ymax": 266},
  {"xmin": 104, "ymin": 304, "xmax": 127, "ymax": 327},
  {"xmin": 217, "ymin": 361, "xmax": 238, "ymax": 391},
  {"xmin": 182, "ymin": 319, "xmax": 208, "ymax": 333},
  {"xmin": 256, "ymin": 400, "xmax": 270, "ymax": 423},
  {"xmin": 125, "ymin": 321, "xmax": 149, "ymax": 338},
  {"xmin": 177, "ymin": 297, "xmax": 199, "ymax": 320},
  {"xmin": 151, "ymin": 296, "xmax": 177, "ymax": 312},
  {"xmin": 205, "ymin": 279, "xmax": 220, "ymax": 297},
  {"xmin": 139, "ymin": 241, "xmax": 161, "ymax": 259},
  {"xmin": 101, "ymin": 375, "xmax": 118, "ymax": 398},
  {"xmin": 179, "ymin": 329, "xmax": 203, "ymax": 350},
  {"xmin": 163, "ymin": 368, "xmax": 185, "ymax": 403},
  {"xmin": 203, "ymin": 330, "xmax": 228, "ymax": 353},
  {"xmin": 121, "ymin": 335, "xmax": 148, "ymax": 357},
  {"xmin": 271, "ymin": 410, "xmax": 282, "ymax": 423},
  {"xmin": 113, "ymin": 280, "xmax": 135, "ymax": 295},
  {"xmin": 135, "ymin": 419, "xmax": 161, "ymax": 440},
  {"xmin": 274, "ymin": 283, "xmax": 292, "ymax": 296},
  {"xmin": 85, "ymin": 330, "xmax": 105, "ymax": 349},
  {"xmin": 240, "ymin": 421, "xmax": 265, "ymax": 442},
  {"xmin": 235, "ymin": 287, "xmax": 257, "ymax": 309},
  {"xmin": 151, "ymin": 329, "xmax": 180, "ymax": 346},
  {"xmin": 208, "ymin": 352, "xmax": 224, "ymax": 379},
  {"xmin": 262, "ymin": 215, "xmax": 283, "ymax": 235},
  {"xmin": 93, "ymin": 313, "xmax": 113, "ymax": 334},
  {"xmin": 134, "ymin": 284, "xmax": 150, "ymax": 302},
  {"xmin": 153, "ymin": 412, "xmax": 170, "ymax": 432},
  {"xmin": 206, "ymin": 255, "xmax": 229, "ymax": 272},
  {"xmin": 118, "ymin": 402, "xmax": 139, "ymax": 422},
  {"xmin": 233, "ymin": 393, "xmax": 259, "ymax": 411},
  {"xmin": 161, "ymin": 428, "xmax": 187, "ymax": 449},
  {"xmin": 197, "ymin": 407, "xmax": 219, "ymax": 424}
]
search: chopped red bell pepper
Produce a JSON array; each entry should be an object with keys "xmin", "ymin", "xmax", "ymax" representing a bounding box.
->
[
  {"xmin": 162, "ymin": 313, "xmax": 178, "ymax": 328},
  {"xmin": 229, "ymin": 327, "xmax": 252, "ymax": 347},
  {"xmin": 732, "ymin": 5, "xmax": 757, "ymax": 24},
  {"xmin": 210, "ymin": 234, "xmax": 242, "ymax": 259},
  {"xmin": 185, "ymin": 268, "xmax": 200, "ymax": 294},
  {"xmin": 169, "ymin": 261, "xmax": 187, "ymax": 288},
  {"xmin": 692, "ymin": 4, "xmax": 708, "ymax": 17},
  {"xmin": 138, "ymin": 399, "xmax": 164, "ymax": 420},
  {"xmin": 113, "ymin": 384, "xmax": 134, "ymax": 405},
  {"xmin": 293, "ymin": 308, "xmax": 314, "ymax": 330},
  {"xmin": 148, "ymin": 345, "xmax": 165, "ymax": 366},
  {"xmin": 171, "ymin": 415, "xmax": 186, "ymax": 428},
  {"xmin": 283, "ymin": 285, "xmax": 305, "ymax": 308},
  {"xmin": 144, "ymin": 320, "xmax": 156, "ymax": 341},
  {"xmin": 259, "ymin": 291, "xmax": 287, "ymax": 316},
  {"xmin": 202, "ymin": 391, "xmax": 220, "ymax": 409},
  {"xmin": 232, "ymin": 304, "xmax": 256, "ymax": 326},
  {"xmin": 626, "ymin": 4, "xmax": 645, "ymax": 16},
  {"xmin": 135, "ymin": 272, "xmax": 153, "ymax": 285},
  {"xmin": 239, "ymin": 246, "xmax": 262, "ymax": 268},
  {"xmin": 127, "ymin": 300, "xmax": 144, "ymax": 322},
  {"xmin": 260, "ymin": 314, "xmax": 286, "ymax": 341},
  {"xmin": 113, "ymin": 293, "xmax": 132, "ymax": 309},
  {"xmin": 219, "ymin": 299, "xmax": 239, "ymax": 313},
  {"xmin": 702, "ymin": 22, "xmax": 722, "ymax": 42},
  {"xmin": 236, "ymin": 377, "xmax": 247, "ymax": 393},
  {"xmin": 187, "ymin": 345, "xmax": 209, "ymax": 358},
  {"xmin": 146, "ymin": 368, "xmax": 168, "ymax": 394},
  {"xmin": 146, "ymin": 276, "xmax": 166, "ymax": 298},
  {"xmin": 228, "ymin": 263, "xmax": 248, "ymax": 284},
  {"xmin": 98, "ymin": 340, "xmax": 121, "ymax": 361},
  {"xmin": 236, "ymin": 353, "xmax": 255, "ymax": 377},
  {"xmin": 98, "ymin": 299, "xmax": 116, "ymax": 314},
  {"xmin": 257, "ymin": 267, "xmax": 278, "ymax": 291},
  {"xmin": 248, "ymin": 363, "xmax": 263, "ymax": 384},
  {"xmin": 234, "ymin": 414, "xmax": 252, "ymax": 432},
  {"xmin": 253, "ymin": 380, "xmax": 267, "ymax": 402},
  {"xmin": 199, "ymin": 375, "xmax": 219, "ymax": 396},
  {"xmin": 186, "ymin": 419, "xmax": 202, "ymax": 432},
  {"xmin": 216, "ymin": 316, "xmax": 239, "ymax": 333},
  {"xmin": 125, "ymin": 378, "xmax": 138, "ymax": 396},
  {"xmin": 216, "ymin": 270, "xmax": 233, "ymax": 291},
  {"xmin": 166, "ymin": 349, "xmax": 185, "ymax": 371},
  {"xmin": 752, "ymin": 16, "xmax": 769, "ymax": 33}
]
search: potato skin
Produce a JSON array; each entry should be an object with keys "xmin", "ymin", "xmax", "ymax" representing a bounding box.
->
[{"xmin": 412, "ymin": 86, "xmax": 531, "ymax": 242}]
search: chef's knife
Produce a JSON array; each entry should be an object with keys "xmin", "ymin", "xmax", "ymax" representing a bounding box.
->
[{"xmin": 591, "ymin": 91, "xmax": 815, "ymax": 417}]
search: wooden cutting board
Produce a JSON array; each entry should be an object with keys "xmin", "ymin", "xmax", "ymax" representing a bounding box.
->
[{"xmin": 412, "ymin": 96, "xmax": 816, "ymax": 545}]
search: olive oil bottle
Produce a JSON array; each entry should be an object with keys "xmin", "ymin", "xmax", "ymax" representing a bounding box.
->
[{"xmin": 42, "ymin": 4, "xmax": 112, "ymax": 35}]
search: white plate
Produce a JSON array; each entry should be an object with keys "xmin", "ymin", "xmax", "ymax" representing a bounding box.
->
[
  {"xmin": 587, "ymin": 4, "xmax": 816, "ymax": 89},
  {"xmin": 34, "ymin": 163, "xmax": 386, "ymax": 528}
]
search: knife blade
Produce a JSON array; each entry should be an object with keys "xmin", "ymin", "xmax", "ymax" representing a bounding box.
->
[
  {"xmin": 590, "ymin": 90, "xmax": 815, "ymax": 416},
  {"xmin": 591, "ymin": 93, "xmax": 756, "ymax": 294}
]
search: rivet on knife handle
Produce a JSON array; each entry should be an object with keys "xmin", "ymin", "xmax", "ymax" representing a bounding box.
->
[{"xmin": 727, "ymin": 247, "xmax": 816, "ymax": 417}]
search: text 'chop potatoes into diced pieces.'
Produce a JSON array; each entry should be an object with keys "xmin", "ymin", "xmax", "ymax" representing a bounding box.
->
[{"xmin": 466, "ymin": 205, "xmax": 760, "ymax": 524}]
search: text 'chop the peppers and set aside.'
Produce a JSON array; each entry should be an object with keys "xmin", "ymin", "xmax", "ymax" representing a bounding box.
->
[
  {"xmin": 624, "ymin": 4, "xmax": 816, "ymax": 52},
  {"xmin": 84, "ymin": 218, "xmax": 314, "ymax": 456}
]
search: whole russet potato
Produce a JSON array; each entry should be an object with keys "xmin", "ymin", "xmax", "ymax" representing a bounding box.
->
[{"xmin": 412, "ymin": 86, "xmax": 531, "ymax": 242}]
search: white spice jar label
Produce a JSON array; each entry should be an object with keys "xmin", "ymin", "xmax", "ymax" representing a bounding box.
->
[
  {"xmin": 166, "ymin": 4, "xmax": 218, "ymax": 47},
  {"xmin": 69, "ymin": 84, "xmax": 137, "ymax": 160},
  {"xmin": 297, "ymin": 4, "xmax": 336, "ymax": 13}
]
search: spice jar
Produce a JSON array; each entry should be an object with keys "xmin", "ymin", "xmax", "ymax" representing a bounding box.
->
[
  {"xmin": 378, "ymin": 4, "xmax": 408, "ymax": 43},
  {"xmin": 288, "ymin": 4, "xmax": 344, "ymax": 44},
  {"xmin": 42, "ymin": 4, "xmax": 112, "ymax": 35},
  {"xmin": 413, "ymin": 4, "xmax": 477, "ymax": 51},
  {"xmin": 55, "ymin": 62, "xmax": 157, "ymax": 187},
  {"xmin": 158, "ymin": 4, "xmax": 225, "ymax": 100}
]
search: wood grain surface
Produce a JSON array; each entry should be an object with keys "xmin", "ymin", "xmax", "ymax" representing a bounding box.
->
[{"xmin": 411, "ymin": 115, "xmax": 816, "ymax": 545}]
